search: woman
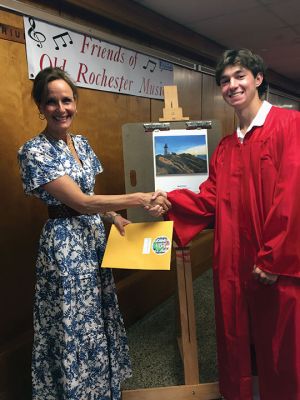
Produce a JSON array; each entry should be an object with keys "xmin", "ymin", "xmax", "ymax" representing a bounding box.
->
[{"xmin": 18, "ymin": 67, "xmax": 169, "ymax": 400}]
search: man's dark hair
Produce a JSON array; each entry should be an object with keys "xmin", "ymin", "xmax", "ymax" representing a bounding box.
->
[
  {"xmin": 215, "ymin": 49, "xmax": 268, "ymax": 97},
  {"xmin": 32, "ymin": 67, "xmax": 78, "ymax": 106}
]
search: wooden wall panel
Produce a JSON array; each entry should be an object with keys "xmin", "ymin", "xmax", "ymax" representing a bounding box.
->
[
  {"xmin": 150, "ymin": 98, "xmax": 164, "ymax": 122},
  {"xmin": 72, "ymin": 90, "xmax": 150, "ymax": 195},
  {"xmin": 201, "ymin": 73, "xmax": 235, "ymax": 136},
  {"xmin": 0, "ymin": 9, "xmax": 39, "ymax": 400},
  {"xmin": 268, "ymin": 91, "xmax": 299, "ymax": 111},
  {"xmin": 0, "ymin": 14, "xmax": 43, "ymax": 344},
  {"xmin": 0, "ymin": 7, "xmax": 23, "ymax": 26},
  {"xmin": 173, "ymin": 65, "xmax": 202, "ymax": 120}
]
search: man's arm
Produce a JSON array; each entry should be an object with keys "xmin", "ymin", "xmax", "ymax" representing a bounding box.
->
[{"xmin": 256, "ymin": 111, "xmax": 300, "ymax": 278}]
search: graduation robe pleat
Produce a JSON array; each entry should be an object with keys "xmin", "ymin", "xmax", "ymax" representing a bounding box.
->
[{"xmin": 167, "ymin": 106, "xmax": 300, "ymax": 400}]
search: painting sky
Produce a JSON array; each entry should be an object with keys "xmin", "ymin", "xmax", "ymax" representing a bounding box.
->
[{"xmin": 155, "ymin": 134, "xmax": 207, "ymax": 156}]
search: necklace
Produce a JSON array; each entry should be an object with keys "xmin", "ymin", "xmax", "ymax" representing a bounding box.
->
[
  {"xmin": 66, "ymin": 133, "xmax": 82, "ymax": 166},
  {"xmin": 43, "ymin": 130, "xmax": 68, "ymax": 142},
  {"xmin": 66, "ymin": 132, "xmax": 73, "ymax": 147},
  {"xmin": 44, "ymin": 131, "xmax": 82, "ymax": 166}
]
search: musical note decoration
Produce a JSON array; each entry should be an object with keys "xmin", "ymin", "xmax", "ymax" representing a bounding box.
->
[
  {"xmin": 143, "ymin": 59, "xmax": 157, "ymax": 73},
  {"xmin": 53, "ymin": 32, "xmax": 73, "ymax": 50},
  {"xmin": 27, "ymin": 17, "xmax": 46, "ymax": 48}
]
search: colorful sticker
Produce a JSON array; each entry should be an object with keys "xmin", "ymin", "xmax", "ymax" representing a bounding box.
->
[{"xmin": 152, "ymin": 236, "xmax": 171, "ymax": 255}]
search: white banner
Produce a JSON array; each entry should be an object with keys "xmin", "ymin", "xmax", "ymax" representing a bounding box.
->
[{"xmin": 23, "ymin": 16, "xmax": 173, "ymax": 99}]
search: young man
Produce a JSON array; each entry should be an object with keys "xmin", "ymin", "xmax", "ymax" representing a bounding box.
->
[{"xmin": 162, "ymin": 49, "xmax": 300, "ymax": 400}]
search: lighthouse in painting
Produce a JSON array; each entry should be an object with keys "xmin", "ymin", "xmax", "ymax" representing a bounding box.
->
[{"xmin": 164, "ymin": 143, "xmax": 169, "ymax": 156}]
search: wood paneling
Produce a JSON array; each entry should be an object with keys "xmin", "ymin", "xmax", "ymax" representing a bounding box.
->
[
  {"xmin": 0, "ymin": 8, "xmax": 23, "ymax": 27},
  {"xmin": 0, "ymin": 11, "xmax": 38, "ymax": 399},
  {"xmin": 201, "ymin": 73, "xmax": 235, "ymax": 136},
  {"xmin": 72, "ymin": 90, "xmax": 150, "ymax": 195},
  {"xmin": 0, "ymin": 331, "xmax": 32, "ymax": 400},
  {"xmin": 173, "ymin": 65, "xmax": 202, "ymax": 120},
  {"xmin": 150, "ymin": 98, "xmax": 164, "ymax": 122},
  {"xmin": 0, "ymin": 14, "xmax": 42, "ymax": 345},
  {"xmin": 268, "ymin": 91, "xmax": 299, "ymax": 111}
]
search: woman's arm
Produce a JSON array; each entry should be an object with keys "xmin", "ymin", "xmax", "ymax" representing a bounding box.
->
[{"xmin": 43, "ymin": 174, "xmax": 170, "ymax": 214}]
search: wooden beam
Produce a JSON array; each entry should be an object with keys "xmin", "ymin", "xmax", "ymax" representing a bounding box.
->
[
  {"xmin": 176, "ymin": 247, "xmax": 199, "ymax": 384},
  {"xmin": 122, "ymin": 382, "xmax": 220, "ymax": 400}
]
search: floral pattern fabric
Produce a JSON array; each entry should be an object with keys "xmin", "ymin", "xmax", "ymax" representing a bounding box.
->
[{"xmin": 18, "ymin": 133, "xmax": 131, "ymax": 400}]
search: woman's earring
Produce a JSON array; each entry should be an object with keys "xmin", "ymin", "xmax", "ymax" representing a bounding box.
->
[{"xmin": 39, "ymin": 112, "xmax": 45, "ymax": 120}]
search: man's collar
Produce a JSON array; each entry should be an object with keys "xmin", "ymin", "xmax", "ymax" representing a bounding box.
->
[{"xmin": 237, "ymin": 101, "xmax": 272, "ymax": 139}]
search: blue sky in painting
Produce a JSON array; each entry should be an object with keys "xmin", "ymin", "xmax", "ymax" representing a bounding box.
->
[{"xmin": 155, "ymin": 134, "xmax": 207, "ymax": 156}]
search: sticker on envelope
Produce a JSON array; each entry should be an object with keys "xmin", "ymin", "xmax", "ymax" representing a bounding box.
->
[
  {"xmin": 101, "ymin": 221, "xmax": 174, "ymax": 270},
  {"xmin": 152, "ymin": 236, "xmax": 171, "ymax": 255}
]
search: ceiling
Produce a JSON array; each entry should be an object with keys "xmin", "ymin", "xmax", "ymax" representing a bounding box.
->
[{"xmin": 132, "ymin": 0, "xmax": 300, "ymax": 86}]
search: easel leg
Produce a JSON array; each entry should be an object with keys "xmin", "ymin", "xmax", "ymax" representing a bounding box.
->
[
  {"xmin": 122, "ymin": 245, "xmax": 220, "ymax": 400},
  {"xmin": 176, "ymin": 246, "xmax": 199, "ymax": 385}
]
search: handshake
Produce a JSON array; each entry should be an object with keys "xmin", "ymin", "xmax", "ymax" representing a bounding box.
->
[
  {"xmin": 143, "ymin": 190, "xmax": 171, "ymax": 217},
  {"xmin": 111, "ymin": 190, "xmax": 171, "ymax": 236}
]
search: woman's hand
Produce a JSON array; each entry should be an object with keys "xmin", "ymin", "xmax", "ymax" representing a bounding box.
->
[
  {"xmin": 143, "ymin": 190, "xmax": 171, "ymax": 216},
  {"xmin": 113, "ymin": 214, "xmax": 131, "ymax": 236},
  {"xmin": 151, "ymin": 190, "xmax": 168, "ymax": 201}
]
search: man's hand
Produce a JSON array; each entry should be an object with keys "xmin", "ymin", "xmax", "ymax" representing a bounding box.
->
[
  {"xmin": 143, "ymin": 190, "xmax": 171, "ymax": 216},
  {"xmin": 252, "ymin": 265, "xmax": 279, "ymax": 285}
]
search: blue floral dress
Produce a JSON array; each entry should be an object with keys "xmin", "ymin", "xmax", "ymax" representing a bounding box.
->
[{"xmin": 18, "ymin": 133, "xmax": 131, "ymax": 400}]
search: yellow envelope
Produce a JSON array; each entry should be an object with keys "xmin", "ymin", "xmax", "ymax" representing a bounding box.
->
[{"xmin": 101, "ymin": 221, "xmax": 174, "ymax": 270}]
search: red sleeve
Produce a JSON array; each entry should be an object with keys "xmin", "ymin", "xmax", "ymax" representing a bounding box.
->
[
  {"xmin": 166, "ymin": 145, "xmax": 218, "ymax": 246},
  {"xmin": 256, "ymin": 110, "xmax": 300, "ymax": 277}
]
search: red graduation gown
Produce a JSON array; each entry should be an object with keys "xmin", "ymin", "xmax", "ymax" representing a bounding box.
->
[{"xmin": 167, "ymin": 106, "xmax": 300, "ymax": 400}]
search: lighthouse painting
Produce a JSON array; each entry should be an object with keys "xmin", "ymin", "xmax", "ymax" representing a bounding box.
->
[
  {"xmin": 154, "ymin": 133, "xmax": 208, "ymax": 176},
  {"xmin": 152, "ymin": 129, "xmax": 209, "ymax": 193}
]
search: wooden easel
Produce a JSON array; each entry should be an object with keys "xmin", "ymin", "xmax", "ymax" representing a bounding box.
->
[
  {"xmin": 122, "ymin": 86, "xmax": 220, "ymax": 400},
  {"xmin": 159, "ymin": 86, "xmax": 189, "ymax": 121},
  {"xmin": 122, "ymin": 245, "xmax": 220, "ymax": 400}
]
